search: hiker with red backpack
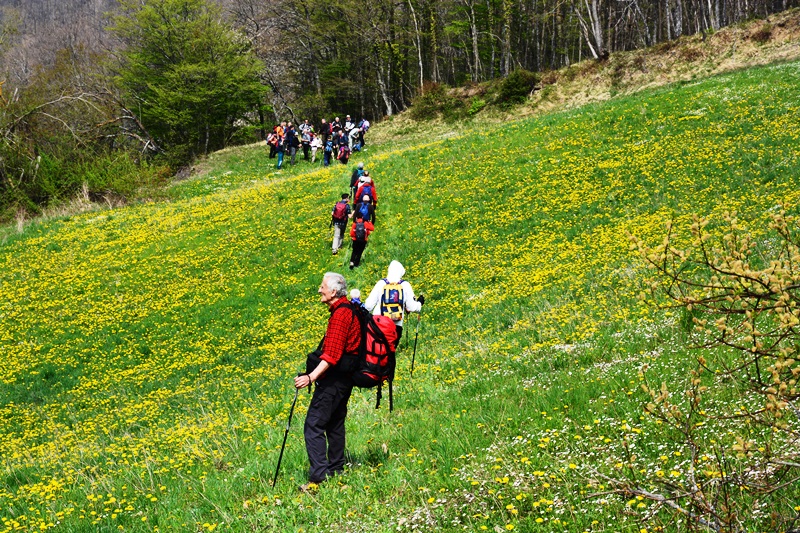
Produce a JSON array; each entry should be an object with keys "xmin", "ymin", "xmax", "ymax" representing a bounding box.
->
[
  {"xmin": 364, "ymin": 261, "xmax": 424, "ymax": 339},
  {"xmin": 294, "ymin": 272, "xmax": 362, "ymax": 490},
  {"xmin": 330, "ymin": 194, "xmax": 352, "ymax": 255},
  {"xmin": 349, "ymin": 215, "xmax": 374, "ymax": 269}
]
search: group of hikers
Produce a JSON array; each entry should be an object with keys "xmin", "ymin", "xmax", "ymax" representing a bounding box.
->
[
  {"xmin": 265, "ymin": 133, "xmax": 427, "ymax": 490},
  {"xmin": 266, "ymin": 115, "xmax": 370, "ymax": 169},
  {"xmin": 330, "ymin": 162, "xmax": 379, "ymax": 269}
]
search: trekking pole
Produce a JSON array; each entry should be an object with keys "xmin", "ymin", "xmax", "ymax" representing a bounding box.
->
[
  {"xmin": 272, "ymin": 384, "xmax": 301, "ymax": 488},
  {"xmin": 410, "ymin": 309, "xmax": 422, "ymax": 379}
]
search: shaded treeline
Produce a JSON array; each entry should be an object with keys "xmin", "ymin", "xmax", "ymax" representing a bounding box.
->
[{"xmin": 228, "ymin": 0, "xmax": 798, "ymax": 119}]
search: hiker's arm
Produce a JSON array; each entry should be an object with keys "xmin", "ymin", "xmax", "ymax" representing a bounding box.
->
[
  {"xmin": 364, "ymin": 282, "xmax": 383, "ymax": 312},
  {"xmin": 295, "ymin": 361, "xmax": 331, "ymax": 388},
  {"xmin": 404, "ymin": 282, "xmax": 422, "ymax": 313}
]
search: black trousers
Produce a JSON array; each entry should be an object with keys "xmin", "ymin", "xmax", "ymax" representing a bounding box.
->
[
  {"xmin": 350, "ymin": 240, "xmax": 367, "ymax": 267},
  {"xmin": 304, "ymin": 377, "xmax": 353, "ymax": 483}
]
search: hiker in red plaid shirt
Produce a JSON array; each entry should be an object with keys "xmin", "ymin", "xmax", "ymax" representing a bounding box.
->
[{"xmin": 295, "ymin": 272, "xmax": 361, "ymax": 490}]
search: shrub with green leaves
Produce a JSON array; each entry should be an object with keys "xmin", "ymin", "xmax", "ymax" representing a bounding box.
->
[{"xmin": 495, "ymin": 69, "xmax": 539, "ymax": 108}]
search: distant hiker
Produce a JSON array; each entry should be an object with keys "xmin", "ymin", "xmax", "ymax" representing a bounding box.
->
[
  {"xmin": 355, "ymin": 176, "xmax": 378, "ymax": 224},
  {"xmin": 338, "ymin": 143, "xmax": 351, "ymax": 165},
  {"xmin": 350, "ymin": 163, "xmax": 365, "ymax": 199},
  {"xmin": 285, "ymin": 123, "xmax": 300, "ymax": 165},
  {"xmin": 310, "ymin": 134, "xmax": 322, "ymax": 163},
  {"xmin": 323, "ymin": 136, "xmax": 334, "ymax": 167},
  {"xmin": 365, "ymin": 260, "xmax": 424, "ymax": 339},
  {"xmin": 275, "ymin": 131, "xmax": 286, "ymax": 170},
  {"xmin": 350, "ymin": 288, "xmax": 362, "ymax": 306},
  {"xmin": 294, "ymin": 272, "xmax": 362, "ymax": 490},
  {"xmin": 350, "ymin": 127, "xmax": 363, "ymax": 152},
  {"xmin": 301, "ymin": 128, "xmax": 312, "ymax": 161},
  {"xmin": 319, "ymin": 119, "xmax": 330, "ymax": 144},
  {"xmin": 358, "ymin": 118, "xmax": 370, "ymax": 149},
  {"xmin": 331, "ymin": 193, "xmax": 352, "ymax": 255},
  {"xmin": 353, "ymin": 194, "xmax": 375, "ymax": 224},
  {"xmin": 331, "ymin": 116, "xmax": 343, "ymax": 134},
  {"xmin": 349, "ymin": 215, "xmax": 374, "ymax": 269},
  {"xmin": 266, "ymin": 126, "xmax": 279, "ymax": 158},
  {"xmin": 344, "ymin": 115, "xmax": 355, "ymax": 135},
  {"xmin": 299, "ymin": 119, "xmax": 314, "ymax": 135},
  {"xmin": 355, "ymin": 176, "xmax": 377, "ymax": 209}
]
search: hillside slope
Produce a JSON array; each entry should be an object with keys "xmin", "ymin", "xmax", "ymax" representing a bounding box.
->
[{"xmin": 0, "ymin": 60, "xmax": 799, "ymax": 532}]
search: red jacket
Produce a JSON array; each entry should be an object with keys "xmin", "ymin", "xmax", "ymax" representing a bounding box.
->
[
  {"xmin": 355, "ymin": 181, "xmax": 378, "ymax": 205},
  {"xmin": 350, "ymin": 219, "xmax": 375, "ymax": 242}
]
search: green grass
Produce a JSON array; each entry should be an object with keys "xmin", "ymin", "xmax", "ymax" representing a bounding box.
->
[{"xmin": 0, "ymin": 61, "xmax": 799, "ymax": 532}]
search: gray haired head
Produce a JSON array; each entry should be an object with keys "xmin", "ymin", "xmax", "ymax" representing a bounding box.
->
[{"xmin": 323, "ymin": 272, "xmax": 347, "ymax": 297}]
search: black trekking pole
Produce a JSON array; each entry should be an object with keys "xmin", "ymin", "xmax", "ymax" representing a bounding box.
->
[
  {"xmin": 410, "ymin": 309, "xmax": 422, "ymax": 378},
  {"xmin": 272, "ymin": 384, "xmax": 301, "ymax": 488}
]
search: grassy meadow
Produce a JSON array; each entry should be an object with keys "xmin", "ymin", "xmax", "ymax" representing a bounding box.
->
[{"xmin": 1, "ymin": 60, "xmax": 800, "ymax": 532}]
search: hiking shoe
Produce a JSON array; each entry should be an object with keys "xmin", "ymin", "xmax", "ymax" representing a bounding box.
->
[
  {"xmin": 299, "ymin": 482, "xmax": 319, "ymax": 493},
  {"xmin": 349, "ymin": 262, "xmax": 354, "ymax": 269},
  {"xmin": 332, "ymin": 250, "xmax": 338, "ymax": 255}
]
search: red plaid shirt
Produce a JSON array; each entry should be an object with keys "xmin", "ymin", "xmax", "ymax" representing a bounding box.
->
[{"xmin": 320, "ymin": 297, "xmax": 361, "ymax": 365}]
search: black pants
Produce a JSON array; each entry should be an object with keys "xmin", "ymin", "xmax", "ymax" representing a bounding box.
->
[
  {"xmin": 350, "ymin": 240, "xmax": 367, "ymax": 267},
  {"xmin": 304, "ymin": 377, "xmax": 353, "ymax": 483},
  {"xmin": 269, "ymin": 144, "xmax": 276, "ymax": 158},
  {"xmin": 303, "ymin": 144, "xmax": 310, "ymax": 160}
]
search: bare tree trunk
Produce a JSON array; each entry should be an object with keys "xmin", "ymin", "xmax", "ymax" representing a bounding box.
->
[
  {"xmin": 501, "ymin": 0, "xmax": 512, "ymax": 75},
  {"xmin": 462, "ymin": 0, "xmax": 482, "ymax": 81},
  {"xmin": 430, "ymin": 6, "xmax": 440, "ymax": 83},
  {"xmin": 576, "ymin": 0, "xmax": 607, "ymax": 59},
  {"xmin": 377, "ymin": 62, "xmax": 393, "ymax": 116},
  {"xmin": 408, "ymin": 0, "xmax": 424, "ymax": 89}
]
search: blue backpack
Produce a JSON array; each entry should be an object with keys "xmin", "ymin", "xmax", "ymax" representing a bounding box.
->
[
  {"xmin": 325, "ymin": 140, "xmax": 333, "ymax": 153},
  {"xmin": 357, "ymin": 202, "xmax": 371, "ymax": 221},
  {"xmin": 361, "ymin": 185, "xmax": 374, "ymax": 200}
]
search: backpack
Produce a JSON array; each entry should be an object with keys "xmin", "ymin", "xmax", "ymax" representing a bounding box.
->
[
  {"xmin": 380, "ymin": 280, "xmax": 404, "ymax": 321},
  {"xmin": 361, "ymin": 185, "xmax": 373, "ymax": 200},
  {"xmin": 332, "ymin": 201, "xmax": 348, "ymax": 222},
  {"xmin": 357, "ymin": 202, "xmax": 371, "ymax": 221},
  {"xmin": 346, "ymin": 302, "xmax": 399, "ymax": 410},
  {"xmin": 325, "ymin": 140, "xmax": 333, "ymax": 153},
  {"xmin": 354, "ymin": 220, "xmax": 367, "ymax": 242}
]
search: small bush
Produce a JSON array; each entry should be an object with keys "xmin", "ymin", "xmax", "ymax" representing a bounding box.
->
[
  {"xmin": 409, "ymin": 83, "xmax": 464, "ymax": 121},
  {"xmin": 495, "ymin": 69, "xmax": 539, "ymax": 109},
  {"xmin": 466, "ymin": 97, "xmax": 487, "ymax": 116}
]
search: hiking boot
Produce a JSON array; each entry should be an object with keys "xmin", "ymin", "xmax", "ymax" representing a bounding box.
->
[
  {"xmin": 332, "ymin": 250, "xmax": 338, "ymax": 255},
  {"xmin": 299, "ymin": 482, "xmax": 319, "ymax": 493},
  {"xmin": 349, "ymin": 262, "xmax": 354, "ymax": 270}
]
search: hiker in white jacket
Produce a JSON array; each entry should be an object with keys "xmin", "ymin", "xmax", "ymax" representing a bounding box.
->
[{"xmin": 364, "ymin": 260, "xmax": 424, "ymax": 338}]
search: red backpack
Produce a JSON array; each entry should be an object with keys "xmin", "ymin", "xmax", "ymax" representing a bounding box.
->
[
  {"xmin": 332, "ymin": 200, "xmax": 348, "ymax": 222},
  {"xmin": 346, "ymin": 302, "xmax": 399, "ymax": 410}
]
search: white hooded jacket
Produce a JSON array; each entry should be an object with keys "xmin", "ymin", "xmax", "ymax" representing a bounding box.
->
[{"xmin": 364, "ymin": 260, "xmax": 422, "ymax": 327}]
